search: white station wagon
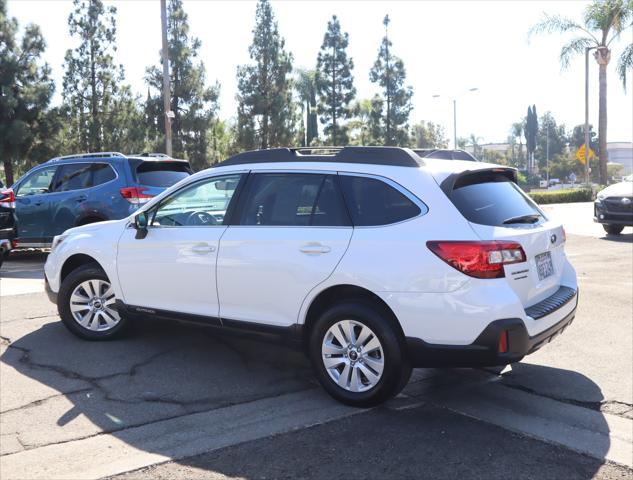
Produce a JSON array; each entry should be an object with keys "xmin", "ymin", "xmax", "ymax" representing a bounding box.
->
[{"xmin": 44, "ymin": 147, "xmax": 578, "ymax": 406}]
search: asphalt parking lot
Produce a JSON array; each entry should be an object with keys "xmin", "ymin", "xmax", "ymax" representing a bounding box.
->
[{"xmin": 0, "ymin": 203, "xmax": 631, "ymax": 480}]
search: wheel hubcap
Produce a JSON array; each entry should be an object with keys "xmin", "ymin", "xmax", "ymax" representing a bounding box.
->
[
  {"xmin": 69, "ymin": 279, "xmax": 120, "ymax": 332},
  {"xmin": 321, "ymin": 319, "xmax": 384, "ymax": 392}
]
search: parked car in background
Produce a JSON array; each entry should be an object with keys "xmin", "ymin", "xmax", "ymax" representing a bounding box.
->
[
  {"xmin": 594, "ymin": 174, "xmax": 633, "ymax": 235},
  {"xmin": 11, "ymin": 152, "xmax": 192, "ymax": 248},
  {"xmin": 413, "ymin": 149, "xmax": 478, "ymax": 162},
  {"xmin": 44, "ymin": 146, "xmax": 578, "ymax": 407}
]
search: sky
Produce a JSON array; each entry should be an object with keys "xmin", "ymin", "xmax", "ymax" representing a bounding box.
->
[{"xmin": 6, "ymin": 0, "xmax": 633, "ymax": 146}]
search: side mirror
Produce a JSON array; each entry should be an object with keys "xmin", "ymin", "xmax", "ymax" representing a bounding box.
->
[{"xmin": 134, "ymin": 212, "xmax": 148, "ymax": 239}]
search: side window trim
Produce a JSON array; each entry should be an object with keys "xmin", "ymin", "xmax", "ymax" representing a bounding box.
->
[
  {"xmin": 337, "ymin": 171, "xmax": 429, "ymax": 227},
  {"xmin": 147, "ymin": 172, "xmax": 247, "ymax": 228}
]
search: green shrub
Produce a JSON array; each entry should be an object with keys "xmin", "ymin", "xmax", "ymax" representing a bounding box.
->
[{"xmin": 528, "ymin": 189, "xmax": 593, "ymax": 205}]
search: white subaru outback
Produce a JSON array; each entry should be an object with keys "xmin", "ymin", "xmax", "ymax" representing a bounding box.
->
[{"xmin": 44, "ymin": 147, "xmax": 578, "ymax": 407}]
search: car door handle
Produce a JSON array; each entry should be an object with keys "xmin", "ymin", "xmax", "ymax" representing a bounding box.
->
[
  {"xmin": 34, "ymin": 201, "xmax": 43, "ymax": 206},
  {"xmin": 300, "ymin": 243, "xmax": 331, "ymax": 255},
  {"xmin": 191, "ymin": 244, "xmax": 216, "ymax": 254},
  {"xmin": 75, "ymin": 195, "xmax": 87, "ymax": 203}
]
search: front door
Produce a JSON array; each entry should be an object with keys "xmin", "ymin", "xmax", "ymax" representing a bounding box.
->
[
  {"xmin": 117, "ymin": 173, "xmax": 244, "ymax": 318},
  {"xmin": 14, "ymin": 166, "xmax": 58, "ymax": 243},
  {"xmin": 217, "ymin": 172, "xmax": 353, "ymax": 327}
]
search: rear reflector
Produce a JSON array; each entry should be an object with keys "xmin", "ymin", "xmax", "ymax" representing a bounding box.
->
[
  {"xmin": 426, "ymin": 241, "xmax": 526, "ymax": 279},
  {"xmin": 498, "ymin": 331, "xmax": 509, "ymax": 353},
  {"xmin": 120, "ymin": 187, "xmax": 153, "ymax": 205}
]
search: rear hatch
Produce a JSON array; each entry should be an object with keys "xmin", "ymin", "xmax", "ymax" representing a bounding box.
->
[
  {"xmin": 123, "ymin": 159, "xmax": 192, "ymax": 204},
  {"xmin": 441, "ymin": 168, "xmax": 566, "ymax": 308}
]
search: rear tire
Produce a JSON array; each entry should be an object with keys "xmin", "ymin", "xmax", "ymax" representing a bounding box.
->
[
  {"xmin": 309, "ymin": 301, "xmax": 411, "ymax": 407},
  {"xmin": 603, "ymin": 224, "xmax": 624, "ymax": 235},
  {"xmin": 58, "ymin": 263, "xmax": 128, "ymax": 340}
]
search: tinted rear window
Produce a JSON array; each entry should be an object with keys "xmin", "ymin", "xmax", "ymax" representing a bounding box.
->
[
  {"xmin": 339, "ymin": 175, "xmax": 422, "ymax": 226},
  {"xmin": 135, "ymin": 161, "xmax": 191, "ymax": 187},
  {"xmin": 450, "ymin": 173, "xmax": 543, "ymax": 226}
]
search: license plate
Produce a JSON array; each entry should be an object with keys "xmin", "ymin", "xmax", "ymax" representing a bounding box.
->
[{"xmin": 535, "ymin": 252, "xmax": 554, "ymax": 281}]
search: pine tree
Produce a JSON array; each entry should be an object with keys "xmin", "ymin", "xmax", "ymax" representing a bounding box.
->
[
  {"xmin": 62, "ymin": 0, "xmax": 123, "ymax": 152},
  {"xmin": 145, "ymin": 0, "xmax": 220, "ymax": 169},
  {"xmin": 236, "ymin": 0, "xmax": 295, "ymax": 150},
  {"xmin": 316, "ymin": 15, "xmax": 356, "ymax": 145},
  {"xmin": 0, "ymin": 0, "xmax": 55, "ymax": 185},
  {"xmin": 369, "ymin": 15, "xmax": 413, "ymax": 146}
]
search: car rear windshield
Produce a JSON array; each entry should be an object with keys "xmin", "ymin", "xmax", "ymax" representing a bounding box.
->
[
  {"xmin": 449, "ymin": 171, "xmax": 544, "ymax": 227},
  {"xmin": 135, "ymin": 161, "xmax": 191, "ymax": 187}
]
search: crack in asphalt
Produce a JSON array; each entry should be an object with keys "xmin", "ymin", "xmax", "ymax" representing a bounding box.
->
[
  {"xmin": 0, "ymin": 388, "xmax": 93, "ymax": 415},
  {"xmin": 500, "ymin": 382, "xmax": 633, "ymax": 418}
]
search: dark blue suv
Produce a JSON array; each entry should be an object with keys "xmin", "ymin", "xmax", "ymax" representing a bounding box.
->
[{"xmin": 11, "ymin": 152, "xmax": 192, "ymax": 247}]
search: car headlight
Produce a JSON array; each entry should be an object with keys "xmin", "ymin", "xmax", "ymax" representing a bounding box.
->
[
  {"xmin": 596, "ymin": 192, "xmax": 605, "ymax": 201},
  {"xmin": 51, "ymin": 234, "xmax": 69, "ymax": 252}
]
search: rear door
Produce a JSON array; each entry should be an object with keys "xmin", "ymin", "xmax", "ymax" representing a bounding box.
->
[
  {"xmin": 445, "ymin": 170, "xmax": 566, "ymax": 307},
  {"xmin": 217, "ymin": 172, "xmax": 353, "ymax": 327}
]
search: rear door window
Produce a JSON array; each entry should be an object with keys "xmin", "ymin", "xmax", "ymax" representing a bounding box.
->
[
  {"xmin": 52, "ymin": 163, "xmax": 93, "ymax": 192},
  {"xmin": 449, "ymin": 172, "xmax": 544, "ymax": 226},
  {"xmin": 135, "ymin": 161, "xmax": 191, "ymax": 187},
  {"xmin": 339, "ymin": 175, "xmax": 422, "ymax": 226},
  {"xmin": 238, "ymin": 173, "xmax": 350, "ymax": 227}
]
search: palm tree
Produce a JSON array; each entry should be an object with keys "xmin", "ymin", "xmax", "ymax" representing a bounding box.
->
[
  {"xmin": 295, "ymin": 68, "xmax": 319, "ymax": 146},
  {"xmin": 512, "ymin": 121, "xmax": 524, "ymax": 168},
  {"xmin": 530, "ymin": 0, "xmax": 632, "ymax": 184}
]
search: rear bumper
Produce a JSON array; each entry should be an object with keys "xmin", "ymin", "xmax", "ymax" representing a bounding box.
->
[{"xmin": 406, "ymin": 288, "xmax": 578, "ymax": 368}]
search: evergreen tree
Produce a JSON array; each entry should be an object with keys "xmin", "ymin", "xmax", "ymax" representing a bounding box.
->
[
  {"xmin": 410, "ymin": 121, "xmax": 448, "ymax": 148},
  {"xmin": 524, "ymin": 105, "xmax": 538, "ymax": 172},
  {"xmin": 145, "ymin": 0, "xmax": 220, "ymax": 169},
  {"xmin": 63, "ymin": 0, "xmax": 125, "ymax": 152},
  {"xmin": 0, "ymin": 0, "xmax": 55, "ymax": 185},
  {"xmin": 236, "ymin": 0, "xmax": 295, "ymax": 150},
  {"xmin": 369, "ymin": 15, "xmax": 413, "ymax": 146},
  {"xmin": 316, "ymin": 15, "xmax": 356, "ymax": 145}
]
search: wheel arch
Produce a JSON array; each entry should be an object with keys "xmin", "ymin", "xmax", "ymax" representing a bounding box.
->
[
  {"xmin": 301, "ymin": 284, "xmax": 405, "ymax": 350},
  {"xmin": 60, "ymin": 253, "xmax": 103, "ymax": 284},
  {"xmin": 75, "ymin": 214, "xmax": 108, "ymax": 227}
]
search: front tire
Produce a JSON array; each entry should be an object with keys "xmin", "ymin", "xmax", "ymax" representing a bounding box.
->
[
  {"xmin": 58, "ymin": 263, "xmax": 128, "ymax": 340},
  {"xmin": 309, "ymin": 301, "xmax": 411, "ymax": 407},
  {"xmin": 603, "ymin": 224, "xmax": 624, "ymax": 235}
]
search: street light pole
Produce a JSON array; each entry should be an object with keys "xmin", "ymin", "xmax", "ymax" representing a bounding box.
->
[
  {"xmin": 160, "ymin": 0, "xmax": 173, "ymax": 157},
  {"xmin": 432, "ymin": 87, "xmax": 478, "ymax": 151}
]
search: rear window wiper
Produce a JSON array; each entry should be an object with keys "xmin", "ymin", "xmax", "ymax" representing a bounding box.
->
[{"xmin": 502, "ymin": 213, "xmax": 541, "ymax": 225}]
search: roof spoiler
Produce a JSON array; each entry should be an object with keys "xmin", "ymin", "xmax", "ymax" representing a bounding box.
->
[{"xmin": 439, "ymin": 167, "xmax": 519, "ymax": 196}]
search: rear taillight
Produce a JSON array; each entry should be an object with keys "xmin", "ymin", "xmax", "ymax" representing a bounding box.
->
[
  {"xmin": 120, "ymin": 187, "xmax": 153, "ymax": 205},
  {"xmin": 0, "ymin": 189, "xmax": 16, "ymax": 209},
  {"xmin": 427, "ymin": 241, "xmax": 526, "ymax": 279}
]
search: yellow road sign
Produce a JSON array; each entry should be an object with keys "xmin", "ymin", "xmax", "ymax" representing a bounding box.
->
[{"xmin": 576, "ymin": 143, "xmax": 595, "ymax": 164}]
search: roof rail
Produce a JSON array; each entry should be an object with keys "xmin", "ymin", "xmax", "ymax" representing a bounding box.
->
[
  {"xmin": 217, "ymin": 146, "xmax": 423, "ymax": 168},
  {"xmin": 47, "ymin": 152, "xmax": 126, "ymax": 162},
  {"xmin": 413, "ymin": 149, "xmax": 478, "ymax": 162}
]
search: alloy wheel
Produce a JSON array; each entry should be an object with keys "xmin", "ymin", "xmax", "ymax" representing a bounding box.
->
[
  {"xmin": 321, "ymin": 319, "xmax": 385, "ymax": 392},
  {"xmin": 69, "ymin": 279, "xmax": 120, "ymax": 331}
]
